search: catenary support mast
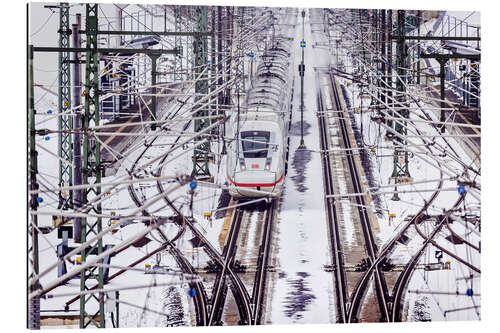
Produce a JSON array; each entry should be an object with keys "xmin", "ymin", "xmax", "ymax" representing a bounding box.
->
[
  {"xmin": 80, "ymin": 4, "xmax": 105, "ymax": 328},
  {"xmin": 28, "ymin": 43, "xmax": 41, "ymax": 330},
  {"xmin": 192, "ymin": 6, "xmax": 211, "ymax": 178},
  {"xmin": 58, "ymin": 2, "xmax": 73, "ymax": 210},
  {"xmin": 391, "ymin": 10, "xmax": 411, "ymax": 200}
]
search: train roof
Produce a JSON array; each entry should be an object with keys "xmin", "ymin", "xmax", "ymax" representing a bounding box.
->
[{"xmin": 239, "ymin": 111, "xmax": 281, "ymax": 122}]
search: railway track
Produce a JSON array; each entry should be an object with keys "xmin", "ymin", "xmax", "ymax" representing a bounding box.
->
[
  {"xmin": 154, "ymin": 77, "xmax": 294, "ymax": 326},
  {"xmin": 155, "ymin": 152, "xmax": 252, "ymax": 325},
  {"xmin": 324, "ymin": 72, "xmax": 391, "ymax": 322},
  {"xmin": 391, "ymin": 195, "xmax": 466, "ymax": 321},
  {"xmin": 203, "ymin": 198, "xmax": 276, "ymax": 326},
  {"xmin": 208, "ymin": 206, "xmax": 245, "ymax": 325},
  {"xmin": 316, "ymin": 73, "xmax": 349, "ymax": 323},
  {"xmin": 324, "ymin": 67, "xmax": 475, "ymax": 322},
  {"xmin": 127, "ymin": 118, "xmax": 210, "ymax": 326},
  {"xmin": 251, "ymin": 200, "xmax": 275, "ymax": 325}
]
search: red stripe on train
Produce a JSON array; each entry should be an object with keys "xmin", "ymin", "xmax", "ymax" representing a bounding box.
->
[{"xmin": 227, "ymin": 172, "xmax": 285, "ymax": 187}]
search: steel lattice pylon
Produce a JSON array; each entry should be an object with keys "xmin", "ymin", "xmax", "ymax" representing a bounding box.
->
[
  {"xmin": 58, "ymin": 2, "xmax": 73, "ymax": 209},
  {"xmin": 185, "ymin": 6, "xmax": 194, "ymax": 80},
  {"xmin": 236, "ymin": 7, "xmax": 245, "ymax": 92},
  {"xmin": 174, "ymin": 5, "xmax": 183, "ymax": 81},
  {"xmin": 80, "ymin": 3, "xmax": 105, "ymax": 328},
  {"xmin": 28, "ymin": 43, "xmax": 41, "ymax": 330},
  {"xmin": 391, "ymin": 10, "xmax": 411, "ymax": 200},
  {"xmin": 192, "ymin": 6, "xmax": 211, "ymax": 178}
]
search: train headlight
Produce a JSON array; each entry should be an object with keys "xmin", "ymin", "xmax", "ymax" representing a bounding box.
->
[
  {"xmin": 265, "ymin": 158, "xmax": 272, "ymax": 170},
  {"xmin": 239, "ymin": 158, "xmax": 246, "ymax": 170}
]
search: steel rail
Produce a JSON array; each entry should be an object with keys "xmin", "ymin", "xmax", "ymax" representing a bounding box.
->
[
  {"xmin": 391, "ymin": 195, "xmax": 465, "ymax": 322},
  {"xmin": 327, "ymin": 73, "xmax": 391, "ymax": 322},
  {"xmin": 344, "ymin": 86, "xmax": 446, "ymax": 323},
  {"xmin": 156, "ymin": 149, "xmax": 252, "ymax": 325},
  {"xmin": 316, "ymin": 72, "xmax": 349, "ymax": 323},
  {"xmin": 157, "ymin": 192, "xmax": 253, "ymax": 325},
  {"xmin": 126, "ymin": 109, "xmax": 209, "ymax": 325},
  {"xmin": 251, "ymin": 200, "xmax": 276, "ymax": 325},
  {"xmin": 327, "ymin": 11, "xmax": 480, "ymax": 322},
  {"xmin": 208, "ymin": 207, "xmax": 245, "ymax": 325}
]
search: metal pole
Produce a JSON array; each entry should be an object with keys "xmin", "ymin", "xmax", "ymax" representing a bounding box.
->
[
  {"xmin": 192, "ymin": 6, "xmax": 211, "ymax": 178},
  {"xmin": 72, "ymin": 14, "xmax": 83, "ymax": 243},
  {"xmin": 417, "ymin": 10, "xmax": 421, "ymax": 85},
  {"xmin": 223, "ymin": 6, "xmax": 233, "ymax": 154},
  {"xmin": 210, "ymin": 7, "xmax": 217, "ymax": 128},
  {"xmin": 217, "ymin": 6, "xmax": 227, "ymax": 155},
  {"xmin": 391, "ymin": 10, "xmax": 412, "ymax": 200},
  {"xmin": 174, "ymin": 5, "xmax": 182, "ymax": 81},
  {"xmin": 80, "ymin": 4, "xmax": 105, "ymax": 328},
  {"xmin": 439, "ymin": 58, "xmax": 447, "ymax": 133},
  {"xmin": 115, "ymin": 291, "xmax": 120, "ymax": 327},
  {"xmin": 28, "ymin": 43, "xmax": 41, "ymax": 330},
  {"xmin": 381, "ymin": 10, "xmax": 386, "ymax": 107},
  {"xmin": 58, "ymin": 2, "xmax": 72, "ymax": 210},
  {"xmin": 150, "ymin": 54, "xmax": 158, "ymax": 130},
  {"xmin": 299, "ymin": 10, "xmax": 306, "ymax": 149},
  {"xmin": 386, "ymin": 10, "xmax": 393, "ymax": 130}
]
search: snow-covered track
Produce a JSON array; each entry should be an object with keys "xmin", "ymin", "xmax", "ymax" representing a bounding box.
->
[
  {"xmin": 326, "ymin": 72, "xmax": 391, "ymax": 323},
  {"xmin": 251, "ymin": 200, "xmax": 276, "ymax": 324},
  {"xmin": 207, "ymin": 206, "xmax": 250, "ymax": 325},
  {"xmin": 316, "ymin": 72, "xmax": 349, "ymax": 323},
  {"xmin": 127, "ymin": 123, "xmax": 210, "ymax": 326},
  {"xmin": 391, "ymin": 195, "xmax": 465, "ymax": 321}
]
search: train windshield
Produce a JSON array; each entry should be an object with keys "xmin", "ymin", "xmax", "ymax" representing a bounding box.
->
[{"xmin": 241, "ymin": 131, "xmax": 270, "ymax": 158}]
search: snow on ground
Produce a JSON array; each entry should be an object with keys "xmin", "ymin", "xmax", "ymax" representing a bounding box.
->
[
  {"xmin": 34, "ymin": 80, "xmax": 227, "ymax": 327},
  {"xmin": 31, "ymin": 5, "xmax": 480, "ymax": 328},
  {"xmin": 331, "ymin": 9, "xmax": 480, "ymax": 322},
  {"xmin": 267, "ymin": 8, "xmax": 335, "ymax": 325}
]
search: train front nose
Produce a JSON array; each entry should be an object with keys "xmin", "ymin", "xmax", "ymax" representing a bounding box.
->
[{"xmin": 229, "ymin": 171, "xmax": 279, "ymax": 197}]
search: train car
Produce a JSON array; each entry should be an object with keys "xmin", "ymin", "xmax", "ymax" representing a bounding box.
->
[{"xmin": 226, "ymin": 30, "xmax": 294, "ymax": 198}]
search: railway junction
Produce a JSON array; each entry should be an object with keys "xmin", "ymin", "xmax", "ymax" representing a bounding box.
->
[{"xmin": 27, "ymin": 3, "xmax": 481, "ymax": 328}]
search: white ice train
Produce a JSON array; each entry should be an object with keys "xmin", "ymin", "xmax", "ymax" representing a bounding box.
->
[{"xmin": 226, "ymin": 33, "xmax": 295, "ymax": 198}]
